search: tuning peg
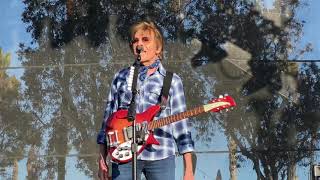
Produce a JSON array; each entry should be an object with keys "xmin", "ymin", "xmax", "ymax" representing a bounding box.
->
[
  {"xmin": 224, "ymin": 93, "xmax": 228, "ymax": 97},
  {"xmin": 219, "ymin": 95, "xmax": 223, "ymax": 98},
  {"xmin": 225, "ymin": 109, "xmax": 229, "ymax": 112}
]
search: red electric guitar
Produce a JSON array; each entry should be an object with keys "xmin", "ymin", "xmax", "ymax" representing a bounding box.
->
[{"xmin": 105, "ymin": 95, "xmax": 236, "ymax": 163}]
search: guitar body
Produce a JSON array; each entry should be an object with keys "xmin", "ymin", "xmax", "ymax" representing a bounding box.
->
[{"xmin": 105, "ymin": 105, "xmax": 161, "ymax": 163}]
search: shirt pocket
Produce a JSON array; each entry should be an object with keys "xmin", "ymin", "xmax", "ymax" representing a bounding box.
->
[
  {"xmin": 148, "ymin": 88, "xmax": 162, "ymax": 105},
  {"xmin": 117, "ymin": 84, "xmax": 132, "ymax": 109}
]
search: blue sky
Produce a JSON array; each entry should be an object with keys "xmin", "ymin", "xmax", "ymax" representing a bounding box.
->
[
  {"xmin": 1, "ymin": 0, "xmax": 319, "ymax": 179},
  {"xmin": 0, "ymin": 0, "xmax": 32, "ymax": 79},
  {"xmin": 0, "ymin": 0, "xmax": 32, "ymax": 66},
  {"xmin": 295, "ymin": 0, "xmax": 320, "ymax": 60}
]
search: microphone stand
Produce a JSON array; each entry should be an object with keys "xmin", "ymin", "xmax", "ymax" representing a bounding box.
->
[{"xmin": 127, "ymin": 48, "xmax": 142, "ymax": 180}]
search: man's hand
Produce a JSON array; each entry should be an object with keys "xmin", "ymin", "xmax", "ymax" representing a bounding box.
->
[
  {"xmin": 98, "ymin": 144, "xmax": 111, "ymax": 180},
  {"xmin": 183, "ymin": 169, "xmax": 194, "ymax": 180},
  {"xmin": 98, "ymin": 154, "xmax": 111, "ymax": 180}
]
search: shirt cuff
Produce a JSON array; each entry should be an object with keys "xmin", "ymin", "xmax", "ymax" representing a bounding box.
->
[
  {"xmin": 179, "ymin": 144, "xmax": 195, "ymax": 154},
  {"xmin": 176, "ymin": 133, "xmax": 195, "ymax": 154},
  {"xmin": 97, "ymin": 129, "xmax": 106, "ymax": 144}
]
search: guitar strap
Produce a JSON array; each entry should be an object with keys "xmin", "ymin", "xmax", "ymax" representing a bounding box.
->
[{"xmin": 160, "ymin": 71, "xmax": 173, "ymax": 110}]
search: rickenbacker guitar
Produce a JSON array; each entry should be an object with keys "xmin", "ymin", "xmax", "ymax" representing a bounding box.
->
[{"xmin": 105, "ymin": 95, "xmax": 236, "ymax": 163}]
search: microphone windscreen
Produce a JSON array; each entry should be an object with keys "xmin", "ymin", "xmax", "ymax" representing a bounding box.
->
[{"xmin": 136, "ymin": 46, "xmax": 143, "ymax": 53}]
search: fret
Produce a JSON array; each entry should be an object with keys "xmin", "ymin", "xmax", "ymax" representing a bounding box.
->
[
  {"xmin": 194, "ymin": 107, "xmax": 198, "ymax": 115},
  {"xmin": 187, "ymin": 110, "xmax": 192, "ymax": 118},
  {"xmin": 193, "ymin": 107, "xmax": 198, "ymax": 115},
  {"xmin": 148, "ymin": 122, "xmax": 153, "ymax": 130},
  {"xmin": 196, "ymin": 107, "xmax": 200, "ymax": 114},
  {"xmin": 195, "ymin": 108, "xmax": 198, "ymax": 115},
  {"xmin": 182, "ymin": 112, "xmax": 187, "ymax": 119},
  {"xmin": 178, "ymin": 113, "xmax": 182, "ymax": 121},
  {"xmin": 182, "ymin": 112, "xmax": 186, "ymax": 119},
  {"xmin": 184, "ymin": 111, "xmax": 188, "ymax": 118},
  {"xmin": 196, "ymin": 107, "xmax": 199, "ymax": 114},
  {"xmin": 189, "ymin": 109, "xmax": 193, "ymax": 117},
  {"xmin": 172, "ymin": 114, "xmax": 177, "ymax": 123},
  {"xmin": 166, "ymin": 118, "xmax": 170, "ymax": 124},
  {"xmin": 167, "ymin": 117, "xmax": 171, "ymax": 124}
]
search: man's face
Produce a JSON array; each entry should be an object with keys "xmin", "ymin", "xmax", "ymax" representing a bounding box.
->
[{"xmin": 132, "ymin": 29, "xmax": 161, "ymax": 66}]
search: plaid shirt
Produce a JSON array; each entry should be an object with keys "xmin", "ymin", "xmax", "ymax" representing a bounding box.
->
[{"xmin": 97, "ymin": 62, "xmax": 194, "ymax": 161}]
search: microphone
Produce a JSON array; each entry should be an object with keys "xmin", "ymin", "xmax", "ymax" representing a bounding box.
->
[{"xmin": 136, "ymin": 46, "xmax": 143, "ymax": 54}]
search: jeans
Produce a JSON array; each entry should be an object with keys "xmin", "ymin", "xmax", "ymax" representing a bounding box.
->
[{"xmin": 112, "ymin": 155, "xmax": 175, "ymax": 180}]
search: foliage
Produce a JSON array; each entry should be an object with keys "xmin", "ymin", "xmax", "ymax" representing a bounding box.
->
[{"xmin": 0, "ymin": 48, "xmax": 39, "ymax": 174}]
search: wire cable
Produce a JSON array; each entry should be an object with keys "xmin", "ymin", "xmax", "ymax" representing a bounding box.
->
[{"xmin": 1, "ymin": 59, "xmax": 320, "ymax": 70}]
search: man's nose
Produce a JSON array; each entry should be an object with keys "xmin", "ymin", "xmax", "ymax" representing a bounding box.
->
[{"xmin": 137, "ymin": 39, "xmax": 144, "ymax": 46}]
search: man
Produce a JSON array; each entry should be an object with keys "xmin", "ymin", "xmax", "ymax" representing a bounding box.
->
[{"xmin": 97, "ymin": 21, "xmax": 194, "ymax": 180}]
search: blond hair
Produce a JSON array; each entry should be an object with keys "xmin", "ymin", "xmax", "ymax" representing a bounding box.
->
[{"xmin": 130, "ymin": 21, "xmax": 164, "ymax": 59}]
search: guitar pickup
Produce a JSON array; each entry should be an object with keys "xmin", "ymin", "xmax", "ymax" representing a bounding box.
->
[
  {"xmin": 123, "ymin": 122, "xmax": 149, "ymax": 143},
  {"xmin": 124, "ymin": 126, "xmax": 133, "ymax": 141}
]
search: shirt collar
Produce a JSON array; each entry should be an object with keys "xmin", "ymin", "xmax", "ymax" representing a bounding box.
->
[{"xmin": 157, "ymin": 61, "xmax": 166, "ymax": 76}]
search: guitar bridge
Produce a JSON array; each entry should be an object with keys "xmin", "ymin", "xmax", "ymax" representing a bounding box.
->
[{"xmin": 107, "ymin": 130, "xmax": 119, "ymax": 147}]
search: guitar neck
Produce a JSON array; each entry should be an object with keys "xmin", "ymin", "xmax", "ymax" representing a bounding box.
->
[
  {"xmin": 147, "ymin": 98, "xmax": 233, "ymax": 129},
  {"xmin": 148, "ymin": 106, "xmax": 205, "ymax": 129}
]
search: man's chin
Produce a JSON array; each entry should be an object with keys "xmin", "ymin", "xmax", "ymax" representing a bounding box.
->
[{"xmin": 141, "ymin": 60, "xmax": 155, "ymax": 66}]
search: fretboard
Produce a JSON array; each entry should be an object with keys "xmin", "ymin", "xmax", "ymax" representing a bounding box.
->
[{"xmin": 148, "ymin": 106, "xmax": 205, "ymax": 129}]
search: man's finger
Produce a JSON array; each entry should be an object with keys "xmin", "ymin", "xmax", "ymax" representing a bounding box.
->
[
  {"xmin": 98, "ymin": 170, "xmax": 105, "ymax": 180},
  {"xmin": 104, "ymin": 169, "xmax": 109, "ymax": 180}
]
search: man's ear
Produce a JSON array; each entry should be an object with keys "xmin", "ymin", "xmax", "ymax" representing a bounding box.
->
[
  {"xmin": 156, "ymin": 48, "xmax": 161, "ymax": 55},
  {"xmin": 156, "ymin": 44, "xmax": 162, "ymax": 55}
]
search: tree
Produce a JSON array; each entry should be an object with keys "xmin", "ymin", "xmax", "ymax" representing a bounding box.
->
[{"xmin": 0, "ymin": 48, "xmax": 40, "ymax": 179}]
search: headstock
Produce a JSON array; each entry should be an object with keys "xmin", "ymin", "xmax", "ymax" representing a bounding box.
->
[{"xmin": 203, "ymin": 95, "xmax": 236, "ymax": 113}]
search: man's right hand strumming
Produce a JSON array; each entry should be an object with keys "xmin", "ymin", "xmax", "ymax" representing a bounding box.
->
[
  {"xmin": 98, "ymin": 144, "xmax": 111, "ymax": 180},
  {"xmin": 98, "ymin": 154, "xmax": 110, "ymax": 180}
]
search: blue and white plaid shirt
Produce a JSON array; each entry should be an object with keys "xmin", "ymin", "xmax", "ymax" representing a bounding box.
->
[{"xmin": 97, "ymin": 62, "xmax": 194, "ymax": 161}]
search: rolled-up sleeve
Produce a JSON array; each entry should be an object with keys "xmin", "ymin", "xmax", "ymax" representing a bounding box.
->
[
  {"xmin": 97, "ymin": 73, "xmax": 119, "ymax": 144},
  {"xmin": 170, "ymin": 75, "xmax": 194, "ymax": 154}
]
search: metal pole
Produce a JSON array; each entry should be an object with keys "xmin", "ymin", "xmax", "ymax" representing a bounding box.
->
[{"xmin": 127, "ymin": 48, "xmax": 142, "ymax": 180}]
